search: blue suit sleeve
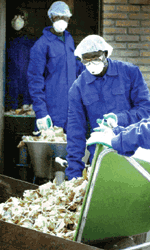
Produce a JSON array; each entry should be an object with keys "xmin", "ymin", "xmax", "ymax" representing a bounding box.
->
[
  {"xmin": 113, "ymin": 126, "xmax": 127, "ymax": 135},
  {"xmin": 27, "ymin": 39, "xmax": 48, "ymax": 119},
  {"xmin": 112, "ymin": 118, "xmax": 150, "ymax": 156},
  {"xmin": 117, "ymin": 66, "xmax": 150, "ymax": 127},
  {"xmin": 65, "ymin": 87, "xmax": 87, "ymax": 180}
]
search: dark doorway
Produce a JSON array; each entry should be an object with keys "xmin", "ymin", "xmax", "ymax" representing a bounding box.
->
[
  {"xmin": 6, "ymin": 0, "xmax": 99, "ymax": 46},
  {"xmin": 5, "ymin": 0, "xmax": 100, "ymax": 110},
  {"xmin": 67, "ymin": 0, "xmax": 99, "ymax": 46}
]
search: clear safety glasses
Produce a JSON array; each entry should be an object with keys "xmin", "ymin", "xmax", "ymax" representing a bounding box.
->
[
  {"xmin": 81, "ymin": 55, "xmax": 104, "ymax": 66},
  {"xmin": 52, "ymin": 15, "xmax": 70, "ymax": 22}
]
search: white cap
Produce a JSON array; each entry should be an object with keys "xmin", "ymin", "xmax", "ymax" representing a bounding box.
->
[
  {"xmin": 48, "ymin": 1, "xmax": 72, "ymax": 20},
  {"xmin": 74, "ymin": 35, "xmax": 113, "ymax": 58}
]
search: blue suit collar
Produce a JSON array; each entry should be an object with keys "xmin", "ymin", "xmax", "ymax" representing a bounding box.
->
[
  {"xmin": 84, "ymin": 69, "xmax": 97, "ymax": 84},
  {"xmin": 43, "ymin": 26, "xmax": 70, "ymax": 42},
  {"xmin": 106, "ymin": 58, "xmax": 118, "ymax": 76}
]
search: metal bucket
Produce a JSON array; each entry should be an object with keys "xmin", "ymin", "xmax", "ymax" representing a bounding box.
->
[
  {"xmin": 55, "ymin": 171, "xmax": 65, "ymax": 186},
  {"xmin": 25, "ymin": 141, "xmax": 67, "ymax": 179}
]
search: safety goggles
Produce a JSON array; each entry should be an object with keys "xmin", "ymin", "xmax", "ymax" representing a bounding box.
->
[
  {"xmin": 52, "ymin": 15, "xmax": 70, "ymax": 22},
  {"xmin": 81, "ymin": 55, "xmax": 104, "ymax": 66}
]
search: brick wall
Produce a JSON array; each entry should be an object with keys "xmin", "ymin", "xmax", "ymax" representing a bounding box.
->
[{"xmin": 103, "ymin": 0, "xmax": 150, "ymax": 89}]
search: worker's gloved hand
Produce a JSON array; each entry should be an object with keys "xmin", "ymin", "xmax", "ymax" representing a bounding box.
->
[
  {"xmin": 94, "ymin": 118, "xmax": 113, "ymax": 133},
  {"xmin": 94, "ymin": 118, "xmax": 110, "ymax": 132},
  {"xmin": 103, "ymin": 113, "xmax": 118, "ymax": 128},
  {"xmin": 55, "ymin": 157, "xmax": 68, "ymax": 167},
  {"xmin": 87, "ymin": 129, "xmax": 115, "ymax": 148},
  {"xmin": 36, "ymin": 115, "xmax": 53, "ymax": 131}
]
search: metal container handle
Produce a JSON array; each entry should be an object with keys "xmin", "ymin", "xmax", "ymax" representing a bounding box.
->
[{"xmin": 123, "ymin": 242, "xmax": 150, "ymax": 250}]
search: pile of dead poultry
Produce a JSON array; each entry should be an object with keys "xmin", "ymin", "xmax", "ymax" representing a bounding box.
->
[
  {"xmin": 0, "ymin": 176, "xmax": 89, "ymax": 241},
  {"xmin": 5, "ymin": 104, "xmax": 35, "ymax": 116},
  {"xmin": 22, "ymin": 126, "xmax": 67, "ymax": 143}
]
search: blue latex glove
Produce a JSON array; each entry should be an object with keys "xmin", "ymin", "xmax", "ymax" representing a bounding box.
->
[
  {"xmin": 36, "ymin": 115, "xmax": 52, "ymax": 131},
  {"xmin": 103, "ymin": 113, "xmax": 118, "ymax": 128}
]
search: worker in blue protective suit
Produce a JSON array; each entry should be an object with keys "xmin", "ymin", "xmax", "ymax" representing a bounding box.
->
[
  {"xmin": 86, "ymin": 114, "xmax": 150, "ymax": 157},
  {"xmin": 5, "ymin": 8, "xmax": 37, "ymax": 111},
  {"xmin": 66, "ymin": 34, "xmax": 149, "ymax": 250},
  {"xmin": 110, "ymin": 118, "xmax": 150, "ymax": 156},
  {"xmin": 27, "ymin": 1, "xmax": 85, "ymax": 133},
  {"xmin": 65, "ymin": 34, "xmax": 150, "ymax": 181}
]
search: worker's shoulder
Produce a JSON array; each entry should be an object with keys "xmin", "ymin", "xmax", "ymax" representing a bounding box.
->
[
  {"xmin": 69, "ymin": 71, "xmax": 84, "ymax": 93},
  {"xmin": 75, "ymin": 70, "xmax": 85, "ymax": 87},
  {"xmin": 31, "ymin": 35, "xmax": 48, "ymax": 50},
  {"xmin": 112, "ymin": 58, "xmax": 139, "ymax": 71},
  {"xmin": 32, "ymin": 27, "xmax": 53, "ymax": 45},
  {"xmin": 35, "ymin": 29, "xmax": 73, "ymax": 45},
  {"xmin": 65, "ymin": 29, "xmax": 73, "ymax": 38}
]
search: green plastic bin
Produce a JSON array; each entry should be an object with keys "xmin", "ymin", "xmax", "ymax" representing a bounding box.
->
[{"xmin": 74, "ymin": 145, "xmax": 150, "ymax": 244}]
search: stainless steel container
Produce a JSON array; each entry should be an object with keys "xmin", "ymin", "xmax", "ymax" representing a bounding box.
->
[
  {"xmin": 0, "ymin": 174, "xmax": 100, "ymax": 250},
  {"xmin": 25, "ymin": 141, "xmax": 67, "ymax": 179}
]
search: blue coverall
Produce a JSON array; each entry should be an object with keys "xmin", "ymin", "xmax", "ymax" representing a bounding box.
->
[
  {"xmin": 6, "ymin": 35, "xmax": 36, "ymax": 110},
  {"xmin": 112, "ymin": 118, "xmax": 150, "ymax": 156},
  {"xmin": 27, "ymin": 26, "xmax": 84, "ymax": 132},
  {"xmin": 66, "ymin": 58, "xmax": 150, "ymax": 180}
]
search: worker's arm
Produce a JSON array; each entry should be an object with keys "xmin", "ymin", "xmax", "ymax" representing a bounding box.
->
[
  {"xmin": 112, "ymin": 118, "xmax": 150, "ymax": 156},
  {"xmin": 65, "ymin": 86, "xmax": 87, "ymax": 180},
  {"xmin": 116, "ymin": 65, "xmax": 150, "ymax": 127},
  {"xmin": 27, "ymin": 38, "xmax": 48, "ymax": 119}
]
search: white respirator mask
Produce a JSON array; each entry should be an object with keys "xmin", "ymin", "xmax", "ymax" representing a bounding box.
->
[
  {"xmin": 11, "ymin": 15, "xmax": 25, "ymax": 31},
  {"xmin": 86, "ymin": 61, "xmax": 105, "ymax": 75},
  {"xmin": 53, "ymin": 20, "xmax": 68, "ymax": 33}
]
